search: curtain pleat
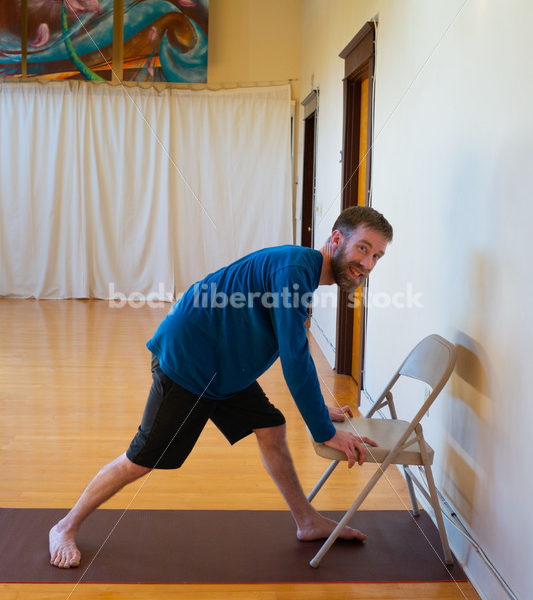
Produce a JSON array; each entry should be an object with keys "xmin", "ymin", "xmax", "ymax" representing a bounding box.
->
[{"xmin": 0, "ymin": 82, "xmax": 293, "ymax": 299}]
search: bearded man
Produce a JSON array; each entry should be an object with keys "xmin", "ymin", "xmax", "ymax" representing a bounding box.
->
[{"xmin": 49, "ymin": 205, "xmax": 393, "ymax": 569}]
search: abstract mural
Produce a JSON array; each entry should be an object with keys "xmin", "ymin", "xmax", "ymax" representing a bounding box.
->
[
  {"xmin": 123, "ymin": 0, "xmax": 208, "ymax": 83},
  {"xmin": 0, "ymin": 1, "xmax": 208, "ymax": 83},
  {"xmin": 0, "ymin": 2, "xmax": 23, "ymax": 78}
]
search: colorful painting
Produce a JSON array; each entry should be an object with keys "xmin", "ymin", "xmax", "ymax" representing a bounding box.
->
[
  {"xmin": 0, "ymin": 1, "xmax": 208, "ymax": 83},
  {"xmin": 122, "ymin": 0, "xmax": 208, "ymax": 83},
  {"xmin": 0, "ymin": 2, "xmax": 22, "ymax": 78},
  {"xmin": 0, "ymin": 1, "xmax": 114, "ymax": 81}
]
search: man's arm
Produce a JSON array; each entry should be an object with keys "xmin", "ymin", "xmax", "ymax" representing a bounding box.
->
[
  {"xmin": 267, "ymin": 268, "xmax": 336, "ymax": 442},
  {"xmin": 269, "ymin": 267, "xmax": 377, "ymax": 462}
]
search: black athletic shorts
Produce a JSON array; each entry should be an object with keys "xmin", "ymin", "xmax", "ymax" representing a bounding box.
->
[{"xmin": 126, "ymin": 355, "xmax": 286, "ymax": 469}]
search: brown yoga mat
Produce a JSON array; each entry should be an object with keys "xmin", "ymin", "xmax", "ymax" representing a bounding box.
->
[{"xmin": 0, "ymin": 508, "xmax": 466, "ymax": 584}]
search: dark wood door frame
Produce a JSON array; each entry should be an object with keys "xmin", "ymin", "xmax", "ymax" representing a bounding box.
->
[
  {"xmin": 335, "ymin": 22, "xmax": 376, "ymax": 396},
  {"xmin": 301, "ymin": 89, "xmax": 318, "ymax": 248}
]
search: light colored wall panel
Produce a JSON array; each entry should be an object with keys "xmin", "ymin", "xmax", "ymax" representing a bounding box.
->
[
  {"xmin": 301, "ymin": 1, "xmax": 532, "ymax": 598},
  {"xmin": 298, "ymin": 0, "xmax": 380, "ymax": 364},
  {"xmin": 367, "ymin": 2, "xmax": 533, "ymax": 599},
  {"xmin": 208, "ymin": 0, "xmax": 302, "ymax": 232}
]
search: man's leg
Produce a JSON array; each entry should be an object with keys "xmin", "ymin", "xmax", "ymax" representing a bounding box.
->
[
  {"xmin": 254, "ymin": 424, "xmax": 366, "ymax": 541},
  {"xmin": 49, "ymin": 453, "xmax": 151, "ymax": 568}
]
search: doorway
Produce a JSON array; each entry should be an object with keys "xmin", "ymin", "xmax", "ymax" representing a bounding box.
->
[
  {"xmin": 335, "ymin": 22, "xmax": 376, "ymax": 401},
  {"xmin": 300, "ymin": 89, "xmax": 318, "ymax": 248}
]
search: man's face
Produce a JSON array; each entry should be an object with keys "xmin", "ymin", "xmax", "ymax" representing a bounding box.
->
[{"xmin": 331, "ymin": 225, "xmax": 389, "ymax": 294}]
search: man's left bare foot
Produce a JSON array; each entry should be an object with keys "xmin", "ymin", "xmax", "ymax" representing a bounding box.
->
[{"xmin": 297, "ymin": 513, "xmax": 366, "ymax": 542}]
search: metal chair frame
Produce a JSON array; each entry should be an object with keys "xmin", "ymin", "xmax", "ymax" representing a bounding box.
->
[{"xmin": 307, "ymin": 334, "xmax": 457, "ymax": 568}]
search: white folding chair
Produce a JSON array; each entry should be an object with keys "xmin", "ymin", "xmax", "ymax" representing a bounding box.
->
[{"xmin": 307, "ymin": 334, "xmax": 456, "ymax": 568}]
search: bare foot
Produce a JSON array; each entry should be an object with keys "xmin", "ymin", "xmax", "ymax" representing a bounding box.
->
[
  {"xmin": 297, "ymin": 513, "xmax": 366, "ymax": 542},
  {"xmin": 49, "ymin": 522, "xmax": 81, "ymax": 568}
]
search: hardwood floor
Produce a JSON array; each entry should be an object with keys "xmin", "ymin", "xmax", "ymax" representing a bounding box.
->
[{"xmin": 0, "ymin": 299, "xmax": 480, "ymax": 599}]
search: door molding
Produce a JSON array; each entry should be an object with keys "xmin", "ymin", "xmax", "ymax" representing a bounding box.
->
[{"xmin": 335, "ymin": 22, "xmax": 376, "ymax": 396}]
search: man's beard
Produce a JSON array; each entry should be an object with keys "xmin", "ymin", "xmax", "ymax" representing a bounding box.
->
[{"xmin": 331, "ymin": 243, "xmax": 367, "ymax": 294}]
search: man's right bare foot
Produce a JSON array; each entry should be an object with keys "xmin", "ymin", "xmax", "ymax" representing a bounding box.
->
[{"xmin": 49, "ymin": 523, "xmax": 81, "ymax": 568}]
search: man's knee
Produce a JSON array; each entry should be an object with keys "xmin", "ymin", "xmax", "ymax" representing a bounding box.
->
[
  {"xmin": 254, "ymin": 424, "xmax": 287, "ymax": 445},
  {"xmin": 111, "ymin": 453, "xmax": 152, "ymax": 479}
]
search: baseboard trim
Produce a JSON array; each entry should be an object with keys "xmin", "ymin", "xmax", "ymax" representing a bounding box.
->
[{"xmin": 309, "ymin": 316, "xmax": 336, "ymax": 367}]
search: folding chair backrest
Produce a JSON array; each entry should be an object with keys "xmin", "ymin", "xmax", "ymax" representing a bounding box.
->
[
  {"xmin": 398, "ymin": 334, "xmax": 456, "ymax": 393},
  {"xmin": 366, "ymin": 334, "xmax": 456, "ymax": 421}
]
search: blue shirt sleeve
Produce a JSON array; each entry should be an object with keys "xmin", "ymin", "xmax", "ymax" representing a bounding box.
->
[{"xmin": 268, "ymin": 266, "xmax": 336, "ymax": 443}]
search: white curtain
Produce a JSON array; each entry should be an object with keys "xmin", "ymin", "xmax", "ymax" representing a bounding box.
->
[{"xmin": 0, "ymin": 81, "xmax": 293, "ymax": 299}]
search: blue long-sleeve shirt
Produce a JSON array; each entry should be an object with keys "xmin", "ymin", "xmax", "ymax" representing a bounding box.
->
[{"xmin": 147, "ymin": 245, "xmax": 336, "ymax": 443}]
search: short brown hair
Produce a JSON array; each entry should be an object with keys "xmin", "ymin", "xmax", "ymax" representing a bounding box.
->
[{"xmin": 332, "ymin": 206, "xmax": 393, "ymax": 242}]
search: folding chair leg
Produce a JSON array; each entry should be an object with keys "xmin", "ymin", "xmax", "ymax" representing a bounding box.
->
[
  {"xmin": 310, "ymin": 462, "xmax": 390, "ymax": 568},
  {"xmin": 307, "ymin": 460, "xmax": 340, "ymax": 503},
  {"xmin": 403, "ymin": 465, "xmax": 420, "ymax": 516},
  {"xmin": 417, "ymin": 427, "xmax": 453, "ymax": 565}
]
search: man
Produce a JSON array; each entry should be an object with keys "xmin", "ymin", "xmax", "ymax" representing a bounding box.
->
[{"xmin": 49, "ymin": 205, "xmax": 393, "ymax": 568}]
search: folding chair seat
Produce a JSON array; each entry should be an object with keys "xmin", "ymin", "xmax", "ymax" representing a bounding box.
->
[{"xmin": 307, "ymin": 334, "xmax": 456, "ymax": 568}]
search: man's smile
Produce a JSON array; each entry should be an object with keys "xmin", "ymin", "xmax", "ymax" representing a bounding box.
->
[{"xmin": 349, "ymin": 265, "xmax": 365, "ymax": 279}]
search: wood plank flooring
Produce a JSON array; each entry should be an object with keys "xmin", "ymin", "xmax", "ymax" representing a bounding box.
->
[{"xmin": 0, "ymin": 299, "xmax": 480, "ymax": 599}]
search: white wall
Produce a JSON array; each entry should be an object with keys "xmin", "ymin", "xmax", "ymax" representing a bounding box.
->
[
  {"xmin": 208, "ymin": 0, "xmax": 303, "ymax": 231},
  {"xmin": 300, "ymin": 1, "xmax": 533, "ymax": 598},
  {"xmin": 298, "ymin": 0, "xmax": 379, "ymax": 365}
]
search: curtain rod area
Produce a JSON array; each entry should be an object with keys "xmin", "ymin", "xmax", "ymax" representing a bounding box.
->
[{"xmin": 0, "ymin": 78, "xmax": 298, "ymax": 93}]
